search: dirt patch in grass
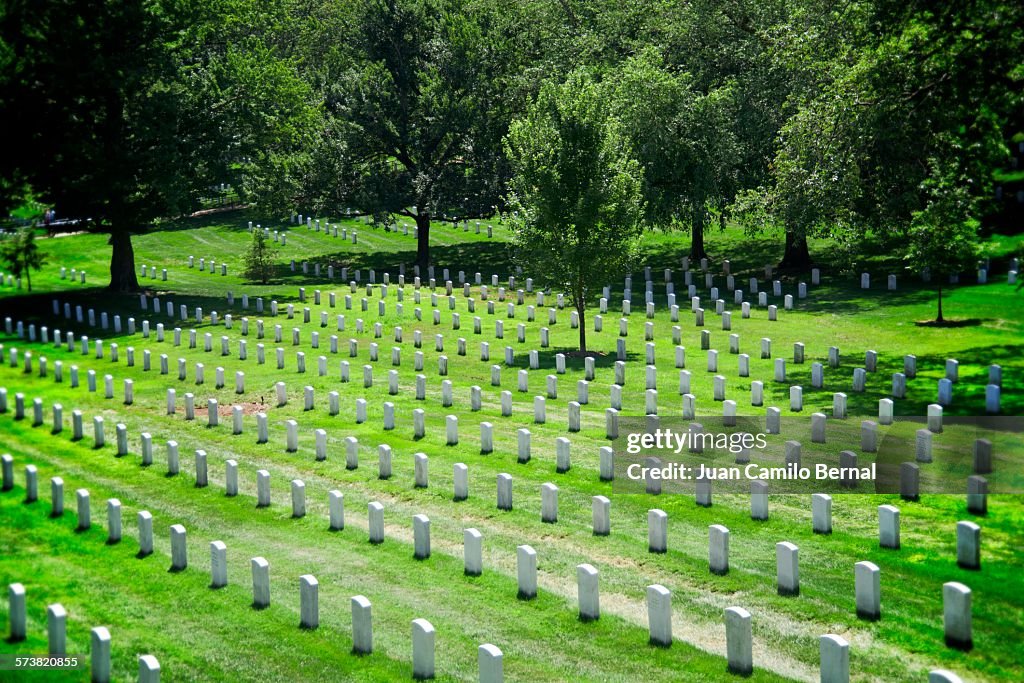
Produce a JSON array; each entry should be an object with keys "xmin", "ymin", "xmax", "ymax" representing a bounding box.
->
[{"xmin": 194, "ymin": 399, "xmax": 273, "ymax": 416}]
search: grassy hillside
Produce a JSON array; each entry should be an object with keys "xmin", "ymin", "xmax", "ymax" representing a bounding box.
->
[{"xmin": 0, "ymin": 211, "xmax": 1021, "ymax": 682}]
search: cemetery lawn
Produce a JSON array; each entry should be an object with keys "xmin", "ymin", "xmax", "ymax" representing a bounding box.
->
[{"xmin": 1, "ymin": 210, "xmax": 1022, "ymax": 682}]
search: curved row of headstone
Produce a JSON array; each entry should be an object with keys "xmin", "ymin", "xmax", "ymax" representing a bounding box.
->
[
  {"xmin": 0, "ymin": 265, "xmax": 88, "ymax": 289},
  {"xmin": 8, "ymin": 292, "xmax": 1004, "ymax": 439},
  {"xmin": 0, "ymin": 342, "xmax": 1000, "ymax": 514},
  {"xmin": 5, "ymin": 318, "xmax": 1002, "ymax": 428},
  {"xmin": 19, "ymin": 252, "xmax": 987, "ymax": 411},
  {"xmin": 0, "ymin": 299, "xmax": 999, "ymax": 548},
  {"xmin": 11, "ymin": 457, "xmax": 768, "ymax": 681},
  {"xmin": 269, "ymin": 222, "xmax": 821, "ymax": 310},
  {"xmin": 4, "ymin": 321, "xmax": 987, "ymax": 683},
  {"xmin": 137, "ymin": 264, "xmax": 169, "ymax": 281},
  {"xmin": 54, "ymin": 265, "xmax": 1006, "ymax": 415},
  {"xmin": 1, "ymin": 308, "xmax": 1002, "ymax": 535},
  {"xmin": 4, "ymin": 447, "xmax": 972, "ymax": 683},
  {"xmin": 288, "ymin": 212, "xmax": 491, "ymax": 242},
  {"xmin": 1, "ymin": 346, "xmax": 991, "ymax": 523},
  {"xmin": 859, "ymin": 256, "xmax": 1020, "ymax": 289}
]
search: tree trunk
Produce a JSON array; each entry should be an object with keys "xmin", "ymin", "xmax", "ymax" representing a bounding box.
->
[
  {"xmin": 577, "ymin": 300, "xmax": 587, "ymax": 353},
  {"xmin": 936, "ymin": 283, "xmax": 944, "ymax": 323},
  {"xmin": 779, "ymin": 229, "xmax": 812, "ymax": 270},
  {"xmin": 689, "ymin": 205, "xmax": 707, "ymax": 261},
  {"xmin": 108, "ymin": 229, "xmax": 140, "ymax": 292},
  {"xmin": 24, "ymin": 263, "xmax": 31, "ymax": 292},
  {"xmin": 415, "ymin": 212, "xmax": 431, "ymax": 270}
]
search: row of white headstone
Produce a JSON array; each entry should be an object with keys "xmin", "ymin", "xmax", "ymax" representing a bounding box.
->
[
  {"xmin": 0, "ymin": 305, "xmax": 1004, "ymax": 515},
  {"xmin": 0, "ymin": 345, "xmax": 993, "ymax": 494},
  {"xmin": 186, "ymin": 256, "xmax": 227, "ymax": 276},
  {"xmin": 4, "ymin": 291, "xmax": 1005, "ymax": 495},
  {"xmin": 53, "ymin": 267, "xmax": 87, "ymax": 285},
  {"xmin": 137, "ymin": 264, "xmax": 168, "ymax": 281},
  {"xmin": 2, "ymin": 448, "xmax": 505, "ymax": 680},
  {"xmin": 0, "ymin": 374, "xmax": 990, "ymax": 524},
  {"xmin": 287, "ymin": 213, "xmax": 497, "ymax": 238},
  {"xmin": 7, "ymin": 300, "xmax": 880, "ymax": 417},
  {"xmin": 4, "ymin": 387, "xmax": 987, "ymax": 634}
]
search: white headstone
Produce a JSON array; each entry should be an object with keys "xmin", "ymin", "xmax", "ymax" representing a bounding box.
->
[
  {"xmin": 725, "ymin": 606, "xmax": 753, "ymax": 675},
  {"xmin": 517, "ymin": 545, "xmax": 537, "ymax": 599},
  {"xmin": 411, "ymin": 618, "xmax": 435, "ymax": 679},
  {"xmin": 855, "ymin": 561, "xmax": 881, "ymax": 621},
  {"xmin": 943, "ymin": 582, "xmax": 972, "ymax": 650},
  {"xmin": 820, "ymin": 634, "xmax": 850, "ymax": 683},
  {"xmin": 776, "ymin": 542, "xmax": 799, "ymax": 595},
  {"xmin": 299, "ymin": 575, "xmax": 319, "ymax": 629}
]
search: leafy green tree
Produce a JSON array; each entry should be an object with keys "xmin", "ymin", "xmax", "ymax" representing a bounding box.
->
[
  {"xmin": 242, "ymin": 229, "xmax": 277, "ymax": 284},
  {"xmin": 504, "ymin": 71, "xmax": 646, "ymax": 353},
  {"xmin": 609, "ymin": 50, "xmax": 739, "ymax": 260},
  {"xmin": 853, "ymin": 1, "xmax": 1020, "ymax": 237},
  {"xmin": 1, "ymin": 229, "xmax": 45, "ymax": 292},
  {"xmin": 731, "ymin": 64, "xmax": 868, "ymax": 269},
  {"xmin": 315, "ymin": 0, "xmax": 515, "ymax": 268},
  {"xmin": 662, "ymin": 0, "xmax": 815, "ymax": 264},
  {"xmin": 904, "ymin": 175, "xmax": 980, "ymax": 323},
  {"xmin": 731, "ymin": 1, "xmax": 1021, "ymax": 269},
  {"xmin": 0, "ymin": 0, "xmax": 315, "ymax": 291}
]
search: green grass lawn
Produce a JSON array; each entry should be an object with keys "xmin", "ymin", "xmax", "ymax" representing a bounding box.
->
[{"xmin": 0, "ymin": 211, "xmax": 1021, "ymax": 682}]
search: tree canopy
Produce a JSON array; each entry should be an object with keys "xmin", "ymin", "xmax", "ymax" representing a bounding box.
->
[
  {"xmin": 504, "ymin": 71, "xmax": 646, "ymax": 352},
  {"xmin": 295, "ymin": 0, "xmax": 520, "ymax": 268},
  {"xmin": 0, "ymin": 0, "xmax": 316, "ymax": 290},
  {"xmin": 1, "ymin": 0, "xmax": 1020, "ymax": 288}
]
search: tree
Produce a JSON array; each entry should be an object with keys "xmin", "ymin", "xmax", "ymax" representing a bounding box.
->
[
  {"xmin": 663, "ymin": 0, "xmax": 821, "ymax": 266},
  {"xmin": 608, "ymin": 50, "xmax": 739, "ymax": 260},
  {"xmin": 316, "ymin": 0, "xmax": 515, "ymax": 268},
  {"xmin": 504, "ymin": 71, "xmax": 646, "ymax": 353},
  {"xmin": 731, "ymin": 67, "xmax": 867, "ymax": 270},
  {"xmin": 853, "ymin": 1, "xmax": 1020, "ymax": 240},
  {"xmin": 242, "ymin": 229, "xmax": 277, "ymax": 284},
  {"xmin": 0, "ymin": 0, "xmax": 315, "ymax": 291},
  {"xmin": 729, "ymin": 1, "xmax": 1021, "ymax": 269},
  {"xmin": 1, "ymin": 229, "xmax": 45, "ymax": 292},
  {"xmin": 904, "ymin": 175, "xmax": 980, "ymax": 323}
]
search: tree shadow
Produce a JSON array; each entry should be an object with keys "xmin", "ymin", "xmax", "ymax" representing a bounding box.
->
[
  {"xmin": 530, "ymin": 348, "xmax": 640, "ymax": 371},
  {"xmin": 154, "ymin": 208, "xmax": 255, "ymax": 233},
  {"xmin": 871, "ymin": 344, "xmax": 1023, "ymax": 416},
  {"xmin": 914, "ymin": 319, "xmax": 984, "ymax": 328}
]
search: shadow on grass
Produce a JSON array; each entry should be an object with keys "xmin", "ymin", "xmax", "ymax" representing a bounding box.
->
[
  {"xmin": 869, "ymin": 344, "xmax": 1024, "ymax": 416},
  {"xmin": 914, "ymin": 318, "xmax": 985, "ymax": 328},
  {"xmin": 530, "ymin": 348, "xmax": 639, "ymax": 371},
  {"xmin": 156, "ymin": 209, "xmax": 252, "ymax": 233}
]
